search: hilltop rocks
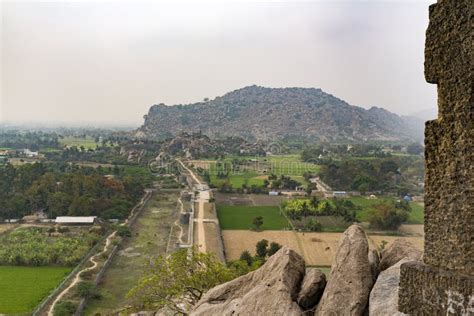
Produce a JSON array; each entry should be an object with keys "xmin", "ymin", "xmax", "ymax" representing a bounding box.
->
[
  {"xmin": 316, "ymin": 225, "xmax": 374, "ymax": 316},
  {"xmin": 297, "ymin": 269, "xmax": 326, "ymax": 310},
  {"xmin": 379, "ymin": 239, "xmax": 422, "ymax": 271},
  {"xmin": 369, "ymin": 259, "xmax": 411, "ymax": 316},
  {"xmin": 191, "ymin": 247, "xmax": 305, "ymax": 316},
  {"xmin": 368, "ymin": 249, "xmax": 380, "ymax": 282},
  {"xmin": 138, "ymin": 85, "xmax": 423, "ymax": 142}
]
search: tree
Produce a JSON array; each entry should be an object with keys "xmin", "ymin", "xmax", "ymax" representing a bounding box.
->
[
  {"xmin": 127, "ymin": 247, "xmax": 236, "ymax": 314},
  {"xmin": 252, "ymin": 216, "xmax": 264, "ymax": 231},
  {"xmin": 267, "ymin": 242, "xmax": 282, "ymax": 256},
  {"xmin": 407, "ymin": 143, "xmax": 424, "ymax": 155},
  {"xmin": 367, "ymin": 203, "xmax": 409, "ymax": 230},
  {"xmin": 239, "ymin": 250, "xmax": 253, "ymax": 266},
  {"xmin": 255, "ymin": 239, "xmax": 269, "ymax": 258}
]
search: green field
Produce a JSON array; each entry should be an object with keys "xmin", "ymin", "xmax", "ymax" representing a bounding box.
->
[
  {"xmin": 59, "ymin": 136, "xmax": 98, "ymax": 149},
  {"xmin": 339, "ymin": 197, "xmax": 424, "ymax": 224},
  {"xmin": 217, "ymin": 205, "xmax": 290, "ymax": 230},
  {"xmin": 207, "ymin": 154, "xmax": 321, "ymax": 189},
  {"xmin": 0, "ymin": 266, "xmax": 71, "ymax": 314}
]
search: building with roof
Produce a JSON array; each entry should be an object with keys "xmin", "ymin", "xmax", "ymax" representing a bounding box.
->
[{"xmin": 55, "ymin": 216, "xmax": 97, "ymax": 225}]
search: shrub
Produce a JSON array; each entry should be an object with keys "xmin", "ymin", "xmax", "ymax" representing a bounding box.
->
[
  {"xmin": 54, "ymin": 301, "xmax": 77, "ymax": 316},
  {"xmin": 239, "ymin": 250, "xmax": 253, "ymax": 266},
  {"xmin": 116, "ymin": 226, "xmax": 132, "ymax": 237}
]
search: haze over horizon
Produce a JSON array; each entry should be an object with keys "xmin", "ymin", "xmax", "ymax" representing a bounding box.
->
[{"xmin": 1, "ymin": 0, "xmax": 436, "ymax": 126}]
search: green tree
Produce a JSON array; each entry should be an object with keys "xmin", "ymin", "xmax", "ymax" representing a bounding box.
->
[
  {"xmin": 239, "ymin": 250, "xmax": 253, "ymax": 266},
  {"xmin": 267, "ymin": 242, "xmax": 282, "ymax": 256},
  {"xmin": 367, "ymin": 203, "xmax": 409, "ymax": 230},
  {"xmin": 127, "ymin": 247, "xmax": 236, "ymax": 314},
  {"xmin": 252, "ymin": 216, "xmax": 264, "ymax": 231},
  {"xmin": 255, "ymin": 239, "xmax": 269, "ymax": 258}
]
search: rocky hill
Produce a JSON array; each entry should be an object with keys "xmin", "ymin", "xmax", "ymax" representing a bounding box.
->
[{"xmin": 137, "ymin": 86, "xmax": 423, "ymax": 142}]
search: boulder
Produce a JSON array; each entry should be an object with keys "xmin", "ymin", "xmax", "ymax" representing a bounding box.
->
[
  {"xmin": 191, "ymin": 247, "xmax": 305, "ymax": 316},
  {"xmin": 297, "ymin": 268, "xmax": 326, "ymax": 310},
  {"xmin": 368, "ymin": 249, "xmax": 380, "ymax": 282},
  {"xmin": 369, "ymin": 258, "xmax": 411, "ymax": 315},
  {"xmin": 316, "ymin": 225, "xmax": 374, "ymax": 316},
  {"xmin": 379, "ymin": 239, "xmax": 422, "ymax": 271}
]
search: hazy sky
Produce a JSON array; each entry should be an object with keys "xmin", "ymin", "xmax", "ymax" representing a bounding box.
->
[{"xmin": 1, "ymin": 0, "xmax": 436, "ymax": 126}]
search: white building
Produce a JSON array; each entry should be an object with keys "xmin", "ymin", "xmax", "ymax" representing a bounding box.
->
[{"xmin": 55, "ymin": 216, "xmax": 97, "ymax": 225}]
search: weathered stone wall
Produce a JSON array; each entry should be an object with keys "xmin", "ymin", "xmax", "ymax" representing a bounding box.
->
[
  {"xmin": 400, "ymin": 261, "xmax": 473, "ymax": 315},
  {"xmin": 423, "ymin": 0, "xmax": 473, "ymax": 274},
  {"xmin": 399, "ymin": 0, "xmax": 473, "ymax": 313}
]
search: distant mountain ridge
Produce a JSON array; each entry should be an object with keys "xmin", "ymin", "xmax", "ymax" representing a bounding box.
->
[{"xmin": 137, "ymin": 85, "xmax": 424, "ymax": 142}]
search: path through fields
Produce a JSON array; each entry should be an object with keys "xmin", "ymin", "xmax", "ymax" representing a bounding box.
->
[
  {"xmin": 47, "ymin": 231, "xmax": 116, "ymax": 315},
  {"xmin": 177, "ymin": 160, "xmax": 208, "ymax": 252}
]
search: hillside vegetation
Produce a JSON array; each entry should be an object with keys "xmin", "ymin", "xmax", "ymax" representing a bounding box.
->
[{"xmin": 138, "ymin": 85, "xmax": 423, "ymax": 142}]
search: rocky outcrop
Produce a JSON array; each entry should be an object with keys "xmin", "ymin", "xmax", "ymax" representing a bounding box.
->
[
  {"xmin": 138, "ymin": 86, "xmax": 423, "ymax": 142},
  {"xmin": 379, "ymin": 239, "xmax": 422, "ymax": 271},
  {"xmin": 368, "ymin": 249, "xmax": 380, "ymax": 282},
  {"xmin": 297, "ymin": 268, "xmax": 326, "ymax": 310},
  {"xmin": 369, "ymin": 259, "xmax": 411, "ymax": 316},
  {"xmin": 316, "ymin": 225, "xmax": 374, "ymax": 316},
  {"xmin": 191, "ymin": 247, "xmax": 305, "ymax": 316}
]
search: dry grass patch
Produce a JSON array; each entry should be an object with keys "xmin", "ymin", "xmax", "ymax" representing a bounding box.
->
[{"xmin": 222, "ymin": 230, "xmax": 424, "ymax": 266}]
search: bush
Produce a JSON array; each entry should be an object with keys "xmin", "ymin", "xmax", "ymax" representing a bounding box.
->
[
  {"xmin": 77, "ymin": 281, "xmax": 101, "ymax": 299},
  {"xmin": 239, "ymin": 250, "xmax": 253, "ymax": 266},
  {"xmin": 54, "ymin": 301, "xmax": 77, "ymax": 316},
  {"xmin": 267, "ymin": 242, "xmax": 282, "ymax": 256},
  {"xmin": 305, "ymin": 218, "xmax": 322, "ymax": 232},
  {"xmin": 116, "ymin": 226, "xmax": 132, "ymax": 237}
]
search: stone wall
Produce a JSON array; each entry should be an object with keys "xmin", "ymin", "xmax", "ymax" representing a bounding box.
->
[
  {"xmin": 423, "ymin": 0, "xmax": 473, "ymax": 274},
  {"xmin": 399, "ymin": 0, "xmax": 473, "ymax": 313}
]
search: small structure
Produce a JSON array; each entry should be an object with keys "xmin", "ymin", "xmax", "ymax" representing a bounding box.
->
[
  {"xmin": 269, "ymin": 191, "xmax": 279, "ymax": 196},
  {"xmin": 332, "ymin": 191, "xmax": 348, "ymax": 198},
  {"xmin": 22, "ymin": 149, "xmax": 39, "ymax": 157},
  {"xmin": 55, "ymin": 216, "xmax": 97, "ymax": 225}
]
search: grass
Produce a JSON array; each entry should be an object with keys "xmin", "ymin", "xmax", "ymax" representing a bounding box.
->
[
  {"xmin": 0, "ymin": 266, "xmax": 71, "ymax": 314},
  {"xmin": 84, "ymin": 191, "xmax": 179, "ymax": 315},
  {"xmin": 210, "ymin": 171, "xmax": 265, "ymax": 188},
  {"xmin": 59, "ymin": 136, "xmax": 98, "ymax": 149},
  {"xmin": 407, "ymin": 202, "xmax": 424, "ymax": 224},
  {"xmin": 217, "ymin": 205, "xmax": 290, "ymax": 230},
  {"xmin": 206, "ymin": 154, "xmax": 321, "ymax": 189},
  {"xmin": 340, "ymin": 197, "xmax": 424, "ymax": 224}
]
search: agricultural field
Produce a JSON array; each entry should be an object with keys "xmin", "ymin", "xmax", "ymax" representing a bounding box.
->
[
  {"xmin": 222, "ymin": 230, "xmax": 424, "ymax": 267},
  {"xmin": 84, "ymin": 191, "xmax": 179, "ymax": 315},
  {"xmin": 0, "ymin": 227, "xmax": 101, "ymax": 266},
  {"xmin": 195, "ymin": 154, "xmax": 321, "ymax": 189},
  {"xmin": 0, "ymin": 266, "xmax": 71, "ymax": 314},
  {"xmin": 343, "ymin": 197, "xmax": 424, "ymax": 224},
  {"xmin": 59, "ymin": 136, "xmax": 99, "ymax": 149},
  {"xmin": 216, "ymin": 205, "xmax": 291, "ymax": 230},
  {"xmin": 216, "ymin": 195, "xmax": 424, "ymax": 232}
]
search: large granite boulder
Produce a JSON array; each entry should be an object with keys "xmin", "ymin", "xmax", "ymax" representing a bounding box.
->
[
  {"xmin": 369, "ymin": 258, "xmax": 411, "ymax": 316},
  {"xmin": 191, "ymin": 247, "xmax": 305, "ymax": 316},
  {"xmin": 316, "ymin": 225, "xmax": 374, "ymax": 316},
  {"xmin": 297, "ymin": 268, "xmax": 326, "ymax": 310},
  {"xmin": 379, "ymin": 239, "xmax": 422, "ymax": 271},
  {"xmin": 368, "ymin": 249, "xmax": 380, "ymax": 282}
]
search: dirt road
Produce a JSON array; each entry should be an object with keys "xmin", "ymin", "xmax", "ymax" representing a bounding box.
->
[{"xmin": 177, "ymin": 160, "xmax": 209, "ymax": 252}]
